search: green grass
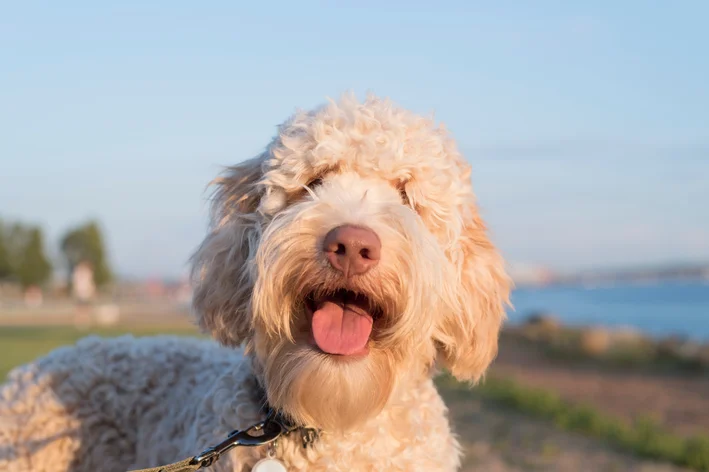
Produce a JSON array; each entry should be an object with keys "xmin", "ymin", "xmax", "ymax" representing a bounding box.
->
[
  {"xmin": 437, "ymin": 374, "xmax": 709, "ymax": 471},
  {"xmin": 0, "ymin": 325, "xmax": 199, "ymax": 380}
]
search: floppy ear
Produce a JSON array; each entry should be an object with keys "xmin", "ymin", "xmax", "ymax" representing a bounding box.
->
[
  {"xmin": 434, "ymin": 199, "xmax": 511, "ymax": 382},
  {"xmin": 190, "ymin": 156, "xmax": 265, "ymax": 347}
]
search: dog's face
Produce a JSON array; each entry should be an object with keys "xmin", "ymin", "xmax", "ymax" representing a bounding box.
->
[{"xmin": 191, "ymin": 95, "xmax": 510, "ymax": 431}]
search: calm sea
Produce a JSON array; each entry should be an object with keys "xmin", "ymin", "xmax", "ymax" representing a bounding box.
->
[{"xmin": 508, "ymin": 281, "xmax": 709, "ymax": 340}]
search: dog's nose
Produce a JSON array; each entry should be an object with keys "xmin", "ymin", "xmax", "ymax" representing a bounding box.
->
[{"xmin": 323, "ymin": 225, "xmax": 381, "ymax": 277}]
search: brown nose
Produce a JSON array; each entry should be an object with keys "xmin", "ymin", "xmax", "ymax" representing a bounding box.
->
[{"xmin": 323, "ymin": 225, "xmax": 381, "ymax": 277}]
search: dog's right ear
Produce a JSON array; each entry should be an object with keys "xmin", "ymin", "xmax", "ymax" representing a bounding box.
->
[{"xmin": 190, "ymin": 156, "xmax": 265, "ymax": 347}]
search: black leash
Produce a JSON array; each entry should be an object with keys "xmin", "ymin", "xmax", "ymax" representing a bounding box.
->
[
  {"xmin": 129, "ymin": 408, "xmax": 319, "ymax": 472},
  {"xmin": 192, "ymin": 408, "xmax": 320, "ymax": 468}
]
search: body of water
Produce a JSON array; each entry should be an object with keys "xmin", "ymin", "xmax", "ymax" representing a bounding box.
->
[{"xmin": 508, "ymin": 281, "xmax": 709, "ymax": 340}]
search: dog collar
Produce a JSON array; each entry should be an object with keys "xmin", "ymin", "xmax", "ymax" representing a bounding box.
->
[{"xmin": 254, "ymin": 380, "xmax": 321, "ymax": 449}]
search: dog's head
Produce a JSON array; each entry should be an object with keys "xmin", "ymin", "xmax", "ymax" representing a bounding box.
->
[{"xmin": 191, "ymin": 94, "xmax": 510, "ymax": 431}]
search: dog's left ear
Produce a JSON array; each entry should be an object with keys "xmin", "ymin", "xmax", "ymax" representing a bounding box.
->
[
  {"xmin": 434, "ymin": 197, "xmax": 511, "ymax": 382},
  {"xmin": 190, "ymin": 156, "xmax": 265, "ymax": 347}
]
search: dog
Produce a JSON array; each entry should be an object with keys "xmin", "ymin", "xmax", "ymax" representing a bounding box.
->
[{"xmin": 0, "ymin": 94, "xmax": 510, "ymax": 471}]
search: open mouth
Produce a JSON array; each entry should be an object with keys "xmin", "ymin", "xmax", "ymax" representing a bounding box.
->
[{"xmin": 306, "ymin": 288, "xmax": 382, "ymax": 357}]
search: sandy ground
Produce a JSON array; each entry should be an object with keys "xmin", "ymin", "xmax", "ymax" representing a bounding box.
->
[
  {"xmin": 492, "ymin": 337, "xmax": 709, "ymax": 438},
  {"xmin": 444, "ymin": 392, "xmax": 691, "ymax": 472}
]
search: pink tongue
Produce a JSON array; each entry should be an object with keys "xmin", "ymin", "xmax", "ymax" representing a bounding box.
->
[{"xmin": 311, "ymin": 301, "xmax": 373, "ymax": 355}]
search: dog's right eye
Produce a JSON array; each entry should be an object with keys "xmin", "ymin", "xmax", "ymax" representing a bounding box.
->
[{"xmin": 306, "ymin": 178, "xmax": 323, "ymax": 189}]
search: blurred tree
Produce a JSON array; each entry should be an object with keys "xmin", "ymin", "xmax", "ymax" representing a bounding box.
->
[
  {"xmin": 15, "ymin": 227, "xmax": 53, "ymax": 288},
  {"xmin": 60, "ymin": 221, "xmax": 112, "ymax": 288},
  {"xmin": 0, "ymin": 221, "xmax": 13, "ymax": 280},
  {"xmin": 7, "ymin": 223, "xmax": 30, "ymax": 270}
]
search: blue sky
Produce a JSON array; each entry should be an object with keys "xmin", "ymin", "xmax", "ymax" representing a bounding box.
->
[{"xmin": 1, "ymin": 1, "xmax": 707, "ymax": 278}]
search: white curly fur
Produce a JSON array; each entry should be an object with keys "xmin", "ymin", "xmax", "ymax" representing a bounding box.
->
[{"xmin": 0, "ymin": 94, "xmax": 510, "ymax": 471}]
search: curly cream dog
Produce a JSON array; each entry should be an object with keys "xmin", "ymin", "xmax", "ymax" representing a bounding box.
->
[{"xmin": 0, "ymin": 94, "xmax": 510, "ymax": 471}]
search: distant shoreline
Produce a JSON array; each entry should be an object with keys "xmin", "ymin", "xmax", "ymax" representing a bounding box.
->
[
  {"xmin": 511, "ymin": 263, "xmax": 709, "ymax": 288},
  {"xmin": 514, "ymin": 276, "xmax": 709, "ymax": 290}
]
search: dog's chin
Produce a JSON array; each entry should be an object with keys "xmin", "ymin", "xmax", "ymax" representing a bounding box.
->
[{"xmin": 261, "ymin": 340, "xmax": 397, "ymax": 432}]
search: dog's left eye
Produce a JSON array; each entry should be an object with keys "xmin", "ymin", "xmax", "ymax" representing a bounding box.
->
[{"xmin": 306, "ymin": 178, "xmax": 323, "ymax": 189}]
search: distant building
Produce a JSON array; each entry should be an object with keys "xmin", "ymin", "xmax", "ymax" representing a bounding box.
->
[
  {"xmin": 508, "ymin": 263, "xmax": 555, "ymax": 287},
  {"xmin": 24, "ymin": 286, "xmax": 43, "ymax": 307},
  {"xmin": 72, "ymin": 262, "xmax": 95, "ymax": 301}
]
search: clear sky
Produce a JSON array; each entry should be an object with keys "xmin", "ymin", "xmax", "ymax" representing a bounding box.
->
[{"xmin": 1, "ymin": 1, "xmax": 707, "ymax": 279}]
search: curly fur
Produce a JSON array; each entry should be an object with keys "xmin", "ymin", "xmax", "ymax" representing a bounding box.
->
[{"xmin": 0, "ymin": 93, "xmax": 510, "ymax": 471}]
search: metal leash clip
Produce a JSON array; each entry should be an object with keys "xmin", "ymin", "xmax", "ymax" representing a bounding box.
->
[{"xmin": 190, "ymin": 419, "xmax": 284, "ymax": 469}]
